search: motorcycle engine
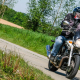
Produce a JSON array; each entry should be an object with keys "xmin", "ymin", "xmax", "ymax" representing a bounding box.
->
[{"xmin": 61, "ymin": 45, "xmax": 70, "ymax": 56}]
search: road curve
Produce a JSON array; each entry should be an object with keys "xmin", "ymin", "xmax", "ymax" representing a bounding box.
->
[{"xmin": 0, "ymin": 38, "xmax": 80, "ymax": 80}]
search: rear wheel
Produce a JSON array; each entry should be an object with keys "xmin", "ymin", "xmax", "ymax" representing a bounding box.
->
[
  {"xmin": 66, "ymin": 55, "xmax": 80, "ymax": 79},
  {"xmin": 48, "ymin": 60, "xmax": 58, "ymax": 72}
]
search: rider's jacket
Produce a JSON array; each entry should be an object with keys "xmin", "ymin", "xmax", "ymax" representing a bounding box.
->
[{"xmin": 61, "ymin": 13, "xmax": 80, "ymax": 38}]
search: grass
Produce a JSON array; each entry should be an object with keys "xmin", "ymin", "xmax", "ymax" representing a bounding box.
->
[
  {"xmin": 0, "ymin": 50, "xmax": 53, "ymax": 80},
  {"xmin": 0, "ymin": 23, "xmax": 55, "ymax": 56}
]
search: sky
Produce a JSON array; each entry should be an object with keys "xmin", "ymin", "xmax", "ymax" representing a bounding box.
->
[
  {"xmin": 13, "ymin": 0, "xmax": 80, "ymax": 14},
  {"xmin": 13, "ymin": 0, "xmax": 29, "ymax": 13}
]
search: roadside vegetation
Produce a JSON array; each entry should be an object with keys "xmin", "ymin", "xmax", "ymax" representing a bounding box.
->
[
  {"xmin": 0, "ymin": 4, "xmax": 62, "ymax": 37},
  {"xmin": 0, "ymin": 50, "xmax": 53, "ymax": 80},
  {"xmin": 0, "ymin": 0, "xmax": 78, "ymax": 36},
  {"xmin": 0, "ymin": 23, "xmax": 55, "ymax": 56}
]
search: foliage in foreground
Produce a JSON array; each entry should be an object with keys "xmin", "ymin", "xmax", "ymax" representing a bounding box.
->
[{"xmin": 0, "ymin": 50, "xmax": 53, "ymax": 80}]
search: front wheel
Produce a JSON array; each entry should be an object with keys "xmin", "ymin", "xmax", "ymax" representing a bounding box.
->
[
  {"xmin": 66, "ymin": 55, "xmax": 80, "ymax": 79},
  {"xmin": 48, "ymin": 60, "xmax": 58, "ymax": 72}
]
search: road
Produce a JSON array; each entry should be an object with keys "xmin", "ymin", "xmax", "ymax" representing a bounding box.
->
[{"xmin": 0, "ymin": 38, "xmax": 80, "ymax": 80}]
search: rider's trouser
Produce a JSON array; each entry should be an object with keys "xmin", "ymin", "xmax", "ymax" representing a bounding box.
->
[{"xmin": 51, "ymin": 36, "xmax": 66, "ymax": 56}]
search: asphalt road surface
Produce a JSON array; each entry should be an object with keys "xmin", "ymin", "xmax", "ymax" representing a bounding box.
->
[{"xmin": 0, "ymin": 38, "xmax": 80, "ymax": 80}]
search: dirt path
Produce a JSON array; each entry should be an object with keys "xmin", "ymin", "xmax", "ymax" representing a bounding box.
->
[
  {"xmin": 0, "ymin": 19, "xmax": 24, "ymax": 29},
  {"xmin": 0, "ymin": 19, "xmax": 80, "ymax": 80}
]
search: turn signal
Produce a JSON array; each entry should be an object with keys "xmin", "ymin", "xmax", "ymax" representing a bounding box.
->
[{"xmin": 69, "ymin": 41, "xmax": 72, "ymax": 44}]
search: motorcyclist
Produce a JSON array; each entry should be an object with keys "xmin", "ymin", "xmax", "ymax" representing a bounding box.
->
[{"xmin": 50, "ymin": 7, "xmax": 80, "ymax": 62}]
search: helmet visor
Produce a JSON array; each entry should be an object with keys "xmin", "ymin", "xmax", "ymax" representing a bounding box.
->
[{"xmin": 74, "ymin": 12, "xmax": 80, "ymax": 19}]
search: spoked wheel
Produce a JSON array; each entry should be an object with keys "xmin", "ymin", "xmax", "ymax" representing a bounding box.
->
[
  {"xmin": 66, "ymin": 55, "xmax": 80, "ymax": 79},
  {"xmin": 48, "ymin": 60, "xmax": 58, "ymax": 72}
]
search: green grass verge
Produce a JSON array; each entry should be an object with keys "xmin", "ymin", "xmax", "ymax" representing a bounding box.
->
[
  {"xmin": 0, "ymin": 24, "xmax": 55, "ymax": 56},
  {"xmin": 0, "ymin": 50, "xmax": 53, "ymax": 80}
]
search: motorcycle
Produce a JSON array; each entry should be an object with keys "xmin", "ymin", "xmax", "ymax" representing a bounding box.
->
[{"xmin": 46, "ymin": 21, "xmax": 80, "ymax": 79}]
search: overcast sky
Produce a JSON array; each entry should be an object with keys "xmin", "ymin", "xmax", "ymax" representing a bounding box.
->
[
  {"xmin": 13, "ymin": 0, "xmax": 80, "ymax": 14},
  {"xmin": 13, "ymin": 0, "xmax": 29, "ymax": 13}
]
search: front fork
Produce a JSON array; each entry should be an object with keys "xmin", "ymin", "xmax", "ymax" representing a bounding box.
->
[{"xmin": 68, "ymin": 45, "xmax": 74, "ymax": 66}]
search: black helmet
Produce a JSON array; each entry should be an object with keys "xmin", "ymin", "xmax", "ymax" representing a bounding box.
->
[{"xmin": 73, "ymin": 7, "xmax": 80, "ymax": 19}]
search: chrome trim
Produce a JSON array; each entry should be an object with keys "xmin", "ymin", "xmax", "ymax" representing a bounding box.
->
[{"xmin": 68, "ymin": 45, "xmax": 74, "ymax": 66}]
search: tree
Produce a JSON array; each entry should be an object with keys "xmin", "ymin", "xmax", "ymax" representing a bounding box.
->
[
  {"xmin": 0, "ymin": 0, "xmax": 17, "ymax": 8},
  {"xmin": 27, "ymin": 0, "xmax": 52, "ymax": 32},
  {"xmin": 38, "ymin": 0, "xmax": 52, "ymax": 33},
  {"xmin": 0, "ymin": 0, "xmax": 17, "ymax": 18},
  {"xmin": 53, "ymin": 0, "xmax": 77, "ymax": 27}
]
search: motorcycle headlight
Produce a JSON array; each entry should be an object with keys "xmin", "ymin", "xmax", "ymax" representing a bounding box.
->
[{"xmin": 75, "ymin": 39, "xmax": 80, "ymax": 48}]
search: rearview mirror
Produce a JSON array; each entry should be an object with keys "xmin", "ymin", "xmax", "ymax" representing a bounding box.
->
[{"xmin": 63, "ymin": 21, "xmax": 69, "ymax": 25}]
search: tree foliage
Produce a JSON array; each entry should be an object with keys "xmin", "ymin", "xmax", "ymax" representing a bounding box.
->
[
  {"xmin": 53, "ymin": 0, "xmax": 77, "ymax": 27},
  {"xmin": 27, "ymin": 0, "xmax": 52, "ymax": 32},
  {"xmin": 0, "ymin": 0, "xmax": 17, "ymax": 19},
  {"xmin": 2, "ymin": 6, "xmax": 29, "ymax": 28},
  {"xmin": 0, "ymin": 0, "xmax": 17, "ymax": 8}
]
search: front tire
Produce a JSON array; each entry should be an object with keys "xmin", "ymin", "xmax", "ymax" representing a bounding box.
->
[
  {"xmin": 66, "ymin": 55, "xmax": 80, "ymax": 79},
  {"xmin": 48, "ymin": 60, "xmax": 58, "ymax": 72}
]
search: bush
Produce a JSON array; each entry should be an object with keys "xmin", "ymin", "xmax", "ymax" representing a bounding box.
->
[{"xmin": 0, "ymin": 50, "xmax": 53, "ymax": 80}]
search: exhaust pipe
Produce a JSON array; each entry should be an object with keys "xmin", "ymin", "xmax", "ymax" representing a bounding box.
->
[{"xmin": 47, "ymin": 56, "xmax": 68, "ymax": 69}]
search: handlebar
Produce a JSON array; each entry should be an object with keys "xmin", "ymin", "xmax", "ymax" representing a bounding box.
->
[
  {"xmin": 62, "ymin": 20, "xmax": 78, "ymax": 33},
  {"xmin": 62, "ymin": 28, "xmax": 76, "ymax": 32}
]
